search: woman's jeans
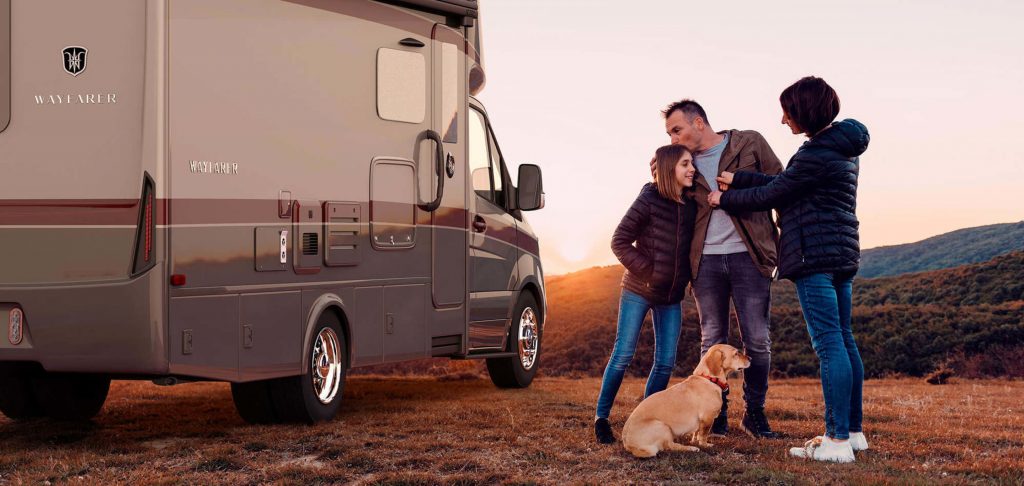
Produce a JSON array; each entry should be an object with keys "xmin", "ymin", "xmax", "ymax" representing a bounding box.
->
[
  {"xmin": 795, "ymin": 272, "xmax": 864, "ymax": 440},
  {"xmin": 595, "ymin": 289, "xmax": 682, "ymax": 419}
]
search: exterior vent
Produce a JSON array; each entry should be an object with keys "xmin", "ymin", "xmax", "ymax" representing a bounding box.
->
[{"xmin": 302, "ymin": 233, "xmax": 319, "ymax": 256}]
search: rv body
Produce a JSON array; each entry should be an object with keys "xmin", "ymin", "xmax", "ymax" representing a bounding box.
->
[{"xmin": 0, "ymin": 0, "xmax": 545, "ymax": 422}]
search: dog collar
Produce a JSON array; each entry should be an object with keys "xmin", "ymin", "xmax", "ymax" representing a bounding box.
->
[{"xmin": 699, "ymin": 374, "xmax": 729, "ymax": 392}]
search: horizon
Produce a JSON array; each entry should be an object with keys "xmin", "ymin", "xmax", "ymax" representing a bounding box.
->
[
  {"xmin": 544, "ymin": 218, "xmax": 1024, "ymax": 277},
  {"xmin": 477, "ymin": 0, "xmax": 1024, "ymax": 275}
]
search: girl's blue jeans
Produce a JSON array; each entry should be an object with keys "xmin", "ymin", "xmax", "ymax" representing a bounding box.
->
[{"xmin": 595, "ymin": 289, "xmax": 682, "ymax": 419}]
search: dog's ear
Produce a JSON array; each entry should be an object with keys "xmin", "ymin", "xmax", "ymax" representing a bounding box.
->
[{"xmin": 706, "ymin": 347, "xmax": 724, "ymax": 376}]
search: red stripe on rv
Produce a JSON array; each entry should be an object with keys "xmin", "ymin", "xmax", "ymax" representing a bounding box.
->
[{"xmin": 0, "ymin": 198, "xmax": 539, "ymax": 255}]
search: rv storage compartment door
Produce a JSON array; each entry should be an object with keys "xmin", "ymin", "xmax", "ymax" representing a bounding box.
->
[{"xmin": 239, "ymin": 292, "xmax": 301, "ymax": 380}]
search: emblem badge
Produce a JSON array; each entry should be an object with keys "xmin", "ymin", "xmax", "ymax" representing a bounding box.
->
[{"xmin": 62, "ymin": 46, "xmax": 88, "ymax": 77}]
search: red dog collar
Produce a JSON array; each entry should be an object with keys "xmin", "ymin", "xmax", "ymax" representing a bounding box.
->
[{"xmin": 699, "ymin": 374, "xmax": 729, "ymax": 392}]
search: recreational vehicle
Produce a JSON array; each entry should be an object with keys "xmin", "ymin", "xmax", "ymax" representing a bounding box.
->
[{"xmin": 0, "ymin": 0, "xmax": 547, "ymax": 424}]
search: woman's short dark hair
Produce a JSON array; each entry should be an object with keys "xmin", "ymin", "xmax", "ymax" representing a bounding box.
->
[{"xmin": 779, "ymin": 76, "xmax": 840, "ymax": 136}]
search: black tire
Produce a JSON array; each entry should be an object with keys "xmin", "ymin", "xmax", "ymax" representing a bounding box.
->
[
  {"xmin": 486, "ymin": 292, "xmax": 542, "ymax": 389},
  {"xmin": 0, "ymin": 362, "xmax": 43, "ymax": 420},
  {"xmin": 234, "ymin": 313, "xmax": 347, "ymax": 424},
  {"xmin": 230, "ymin": 380, "xmax": 277, "ymax": 424},
  {"xmin": 30, "ymin": 372, "xmax": 110, "ymax": 421}
]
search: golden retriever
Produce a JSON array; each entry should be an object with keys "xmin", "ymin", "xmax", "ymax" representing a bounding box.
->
[{"xmin": 621, "ymin": 344, "xmax": 751, "ymax": 458}]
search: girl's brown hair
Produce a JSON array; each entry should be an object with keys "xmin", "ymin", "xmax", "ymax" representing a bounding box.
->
[{"xmin": 653, "ymin": 144, "xmax": 691, "ymax": 203}]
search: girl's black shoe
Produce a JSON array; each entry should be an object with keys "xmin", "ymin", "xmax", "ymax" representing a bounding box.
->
[{"xmin": 595, "ymin": 418, "xmax": 615, "ymax": 444}]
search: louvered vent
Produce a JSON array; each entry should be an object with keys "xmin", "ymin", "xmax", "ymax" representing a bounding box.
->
[{"xmin": 302, "ymin": 233, "xmax": 319, "ymax": 256}]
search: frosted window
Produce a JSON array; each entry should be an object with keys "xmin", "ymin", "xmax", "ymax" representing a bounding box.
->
[
  {"xmin": 377, "ymin": 48, "xmax": 426, "ymax": 124},
  {"xmin": 441, "ymin": 43, "xmax": 458, "ymax": 142}
]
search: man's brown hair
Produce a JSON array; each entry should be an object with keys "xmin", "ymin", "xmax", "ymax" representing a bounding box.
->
[
  {"xmin": 779, "ymin": 76, "xmax": 840, "ymax": 136},
  {"xmin": 653, "ymin": 144, "xmax": 691, "ymax": 203},
  {"xmin": 662, "ymin": 99, "xmax": 710, "ymax": 126}
]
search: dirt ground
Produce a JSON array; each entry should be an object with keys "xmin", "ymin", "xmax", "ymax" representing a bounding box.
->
[{"xmin": 1, "ymin": 376, "xmax": 1022, "ymax": 485}]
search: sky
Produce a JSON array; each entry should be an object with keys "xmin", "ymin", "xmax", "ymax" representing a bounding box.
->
[{"xmin": 475, "ymin": 0, "xmax": 1024, "ymax": 276}]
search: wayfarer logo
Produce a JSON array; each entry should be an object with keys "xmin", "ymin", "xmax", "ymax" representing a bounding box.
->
[
  {"xmin": 33, "ymin": 93, "xmax": 117, "ymax": 105},
  {"xmin": 63, "ymin": 46, "xmax": 88, "ymax": 77}
]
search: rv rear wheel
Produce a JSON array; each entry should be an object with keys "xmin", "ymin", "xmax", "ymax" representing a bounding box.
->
[
  {"xmin": 30, "ymin": 372, "xmax": 110, "ymax": 421},
  {"xmin": 230, "ymin": 379, "xmax": 278, "ymax": 425},
  {"xmin": 486, "ymin": 293, "xmax": 542, "ymax": 389},
  {"xmin": 232, "ymin": 313, "xmax": 348, "ymax": 424},
  {"xmin": 0, "ymin": 363, "xmax": 44, "ymax": 420}
]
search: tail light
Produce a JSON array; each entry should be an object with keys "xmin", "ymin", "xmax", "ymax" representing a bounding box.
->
[
  {"xmin": 8, "ymin": 308, "xmax": 23, "ymax": 346},
  {"xmin": 131, "ymin": 173, "xmax": 156, "ymax": 276}
]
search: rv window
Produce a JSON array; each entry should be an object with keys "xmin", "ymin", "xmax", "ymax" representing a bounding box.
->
[
  {"xmin": 469, "ymin": 109, "xmax": 500, "ymax": 204},
  {"xmin": 441, "ymin": 43, "xmax": 458, "ymax": 142},
  {"xmin": 486, "ymin": 126, "xmax": 505, "ymax": 206},
  {"xmin": 376, "ymin": 48, "xmax": 426, "ymax": 124},
  {"xmin": 0, "ymin": 0, "xmax": 9, "ymax": 134}
]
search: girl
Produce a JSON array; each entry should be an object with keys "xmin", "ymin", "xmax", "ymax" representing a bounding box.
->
[
  {"xmin": 710, "ymin": 76, "xmax": 870, "ymax": 462},
  {"xmin": 595, "ymin": 144, "xmax": 697, "ymax": 444}
]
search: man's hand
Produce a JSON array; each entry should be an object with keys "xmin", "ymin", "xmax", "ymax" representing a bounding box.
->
[
  {"xmin": 708, "ymin": 191, "xmax": 723, "ymax": 208},
  {"xmin": 716, "ymin": 171, "xmax": 734, "ymax": 191},
  {"xmin": 649, "ymin": 157, "xmax": 657, "ymax": 180}
]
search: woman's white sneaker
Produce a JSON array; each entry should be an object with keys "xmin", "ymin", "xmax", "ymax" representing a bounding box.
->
[
  {"xmin": 807, "ymin": 432, "xmax": 869, "ymax": 451},
  {"xmin": 849, "ymin": 432, "xmax": 869, "ymax": 451},
  {"xmin": 788, "ymin": 436, "xmax": 855, "ymax": 463}
]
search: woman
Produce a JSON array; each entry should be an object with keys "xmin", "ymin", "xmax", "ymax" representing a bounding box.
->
[
  {"xmin": 709, "ymin": 76, "xmax": 869, "ymax": 462},
  {"xmin": 595, "ymin": 144, "xmax": 697, "ymax": 444}
]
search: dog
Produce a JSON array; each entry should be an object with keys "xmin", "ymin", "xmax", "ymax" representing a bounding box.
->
[{"xmin": 621, "ymin": 344, "xmax": 751, "ymax": 458}]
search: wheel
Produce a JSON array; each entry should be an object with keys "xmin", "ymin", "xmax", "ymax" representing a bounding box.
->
[
  {"xmin": 0, "ymin": 362, "xmax": 43, "ymax": 420},
  {"xmin": 486, "ymin": 293, "xmax": 542, "ymax": 388},
  {"xmin": 232, "ymin": 313, "xmax": 347, "ymax": 424},
  {"xmin": 230, "ymin": 380, "xmax": 277, "ymax": 424},
  {"xmin": 30, "ymin": 372, "xmax": 110, "ymax": 421}
]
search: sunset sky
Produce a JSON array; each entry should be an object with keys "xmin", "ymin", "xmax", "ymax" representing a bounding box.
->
[{"xmin": 476, "ymin": 0, "xmax": 1024, "ymax": 276}]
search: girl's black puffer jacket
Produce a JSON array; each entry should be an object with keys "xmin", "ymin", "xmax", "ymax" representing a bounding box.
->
[
  {"xmin": 611, "ymin": 183, "xmax": 697, "ymax": 304},
  {"xmin": 719, "ymin": 119, "xmax": 869, "ymax": 280}
]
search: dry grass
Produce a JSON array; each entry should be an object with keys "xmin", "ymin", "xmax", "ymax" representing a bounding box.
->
[{"xmin": 1, "ymin": 377, "xmax": 1022, "ymax": 485}]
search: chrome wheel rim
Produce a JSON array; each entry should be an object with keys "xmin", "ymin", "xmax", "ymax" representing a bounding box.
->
[
  {"xmin": 517, "ymin": 307, "xmax": 539, "ymax": 370},
  {"xmin": 311, "ymin": 327, "xmax": 342, "ymax": 404}
]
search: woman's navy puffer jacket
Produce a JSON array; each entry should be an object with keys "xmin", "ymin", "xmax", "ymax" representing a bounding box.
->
[
  {"xmin": 719, "ymin": 119, "xmax": 869, "ymax": 280},
  {"xmin": 611, "ymin": 183, "xmax": 696, "ymax": 304}
]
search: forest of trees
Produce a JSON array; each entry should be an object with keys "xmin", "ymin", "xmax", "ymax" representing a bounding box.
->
[{"xmin": 541, "ymin": 251, "xmax": 1024, "ymax": 379}]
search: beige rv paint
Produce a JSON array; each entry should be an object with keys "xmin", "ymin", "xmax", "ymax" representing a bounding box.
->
[
  {"xmin": 1, "ymin": 0, "xmax": 10, "ymax": 133},
  {"xmin": 3, "ymin": 0, "xmax": 147, "ymax": 199}
]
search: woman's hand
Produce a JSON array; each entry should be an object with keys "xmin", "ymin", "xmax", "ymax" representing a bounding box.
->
[
  {"xmin": 716, "ymin": 171, "xmax": 734, "ymax": 191},
  {"xmin": 649, "ymin": 157, "xmax": 657, "ymax": 180},
  {"xmin": 708, "ymin": 191, "xmax": 723, "ymax": 208}
]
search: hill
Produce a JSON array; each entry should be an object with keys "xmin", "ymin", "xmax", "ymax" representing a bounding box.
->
[
  {"xmin": 543, "ymin": 251, "xmax": 1024, "ymax": 379},
  {"xmin": 858, "ymin": 221, "xmax": 1024, "ymax": 278}
]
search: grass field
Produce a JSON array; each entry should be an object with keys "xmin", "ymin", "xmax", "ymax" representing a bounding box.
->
[{"xmin": 1, "ymin": 376, "xmax": 1022, "ymax": 485}]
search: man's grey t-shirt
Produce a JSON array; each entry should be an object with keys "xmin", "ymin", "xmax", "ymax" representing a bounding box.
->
[{"xmin": 694, "ymin": 133, "xmax": 747, "ymax": 255}]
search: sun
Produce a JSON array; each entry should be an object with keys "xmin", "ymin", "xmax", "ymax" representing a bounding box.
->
[{"xmin": 558, "ymin": 241, "xmax": 588, "ymax": 263}]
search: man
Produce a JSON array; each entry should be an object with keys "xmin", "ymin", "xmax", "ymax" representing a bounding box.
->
[{"xmin": 657, "ymin": 99, "xmax": 783, "ymax": 439}]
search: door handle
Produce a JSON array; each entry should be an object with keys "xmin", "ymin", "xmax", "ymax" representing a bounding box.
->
[
  {"xmin": 472, "ymin": 215, "xmax": 487, "ymax": 233},
  {"xmin": 417, "ymin": 130, "xmax": 445, "ymax": 212}
]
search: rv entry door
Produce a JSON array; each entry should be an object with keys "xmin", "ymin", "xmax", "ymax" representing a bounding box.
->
[{"xmin": 428, "ymin": 24, "xmax": 467, "ymax": 309}]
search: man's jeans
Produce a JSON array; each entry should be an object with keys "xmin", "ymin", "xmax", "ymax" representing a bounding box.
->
[
  {"xmin": 691, "ymin": 253, "xmax": 772, "ymax": 410},
  {"xmin": 595, "ymin": 289, "xmax": 682, "ymax": 419},
  {"xmin": 795, "ymin": 272, "xmax": 864, "ymax": 440}
]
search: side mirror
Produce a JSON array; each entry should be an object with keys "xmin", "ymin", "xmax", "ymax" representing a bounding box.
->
[{"xmin": 516, "ymin": 164, "xmax": 545, "ymax": 211}]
